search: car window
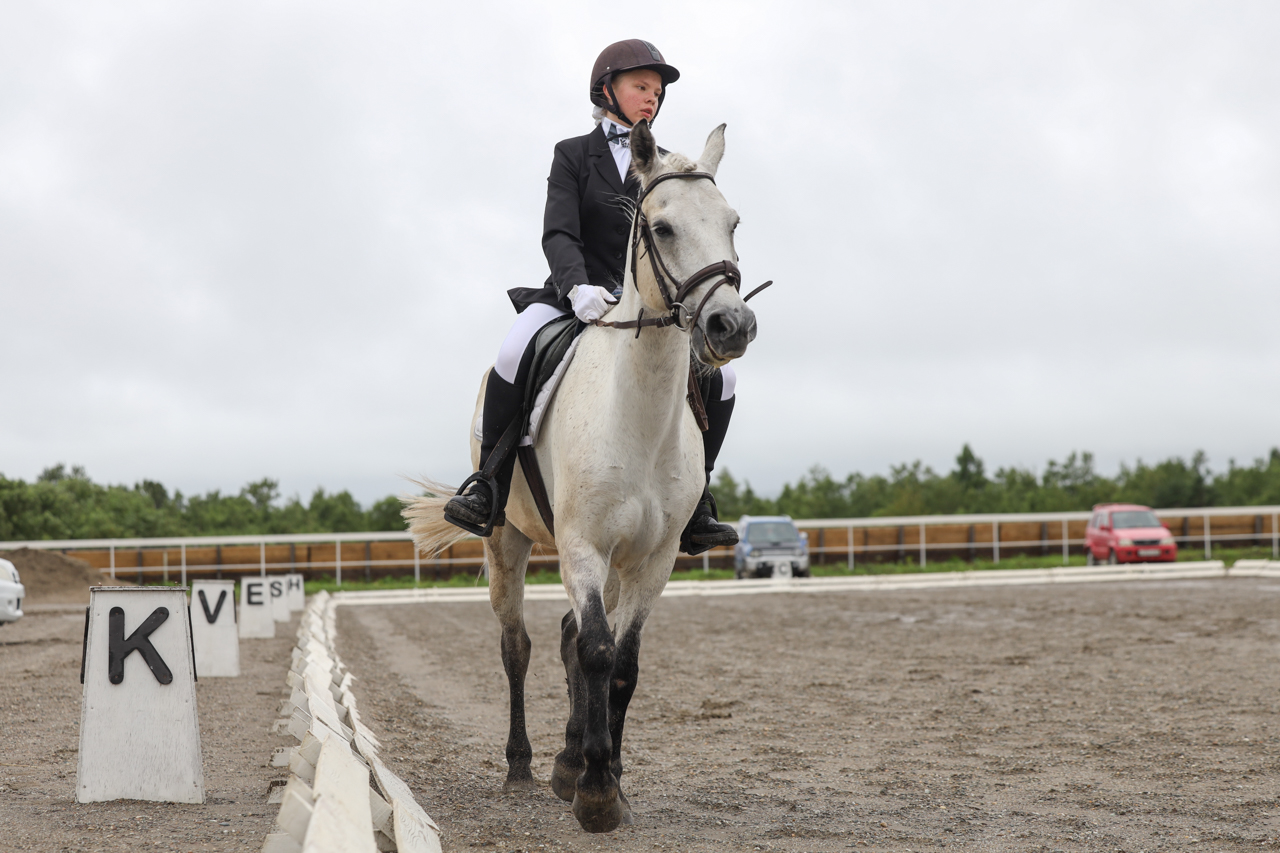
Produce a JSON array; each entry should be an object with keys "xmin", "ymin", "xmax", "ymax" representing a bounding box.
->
[
  {"xmin": 1089, "ymin": 513, "xmax": 1100, "ymax": 529},
  {"xmin": 1099, "ymin": 512, "xmax": 1109, "ymax": 528},
  {"xmin": 746, "ymin": 522, "xmax": 800, "ymax": 545},
  {"xmin": 1112, "ymin": 510, "xmax": 1162, "ymax": 529}
]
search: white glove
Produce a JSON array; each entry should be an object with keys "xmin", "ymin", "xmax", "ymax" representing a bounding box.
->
[{"xmin": 569, "ymin": 285, "xmax": 618, "ymax": 323}]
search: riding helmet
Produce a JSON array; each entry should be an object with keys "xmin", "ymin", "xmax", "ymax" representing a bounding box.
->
[{"xmin": 590, "ymin": 39, "xmax": 680, "ymax": 124}]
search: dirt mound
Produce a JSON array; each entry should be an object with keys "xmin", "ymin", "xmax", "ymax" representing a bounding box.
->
[{"xmin": 0, "ymin": 548, "xmax": 126, "ymax": 604}]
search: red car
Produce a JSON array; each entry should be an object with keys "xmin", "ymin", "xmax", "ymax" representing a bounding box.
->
[{"xmin": 1084, "ymin": 503, "xmax": 1178, "ymax": 565}]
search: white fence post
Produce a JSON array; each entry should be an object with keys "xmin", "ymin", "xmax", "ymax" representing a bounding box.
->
[
  {"xmin": 1204, "ymin": 513, "xmax": 1211, "ymax": 559},
  {"xmin": 336, "ymin": 541, "xmax": 342, "ymax": 587},
  {"xmin": 260, "ymin": 541, "xmax": 266, "ymax": 578},
  {"xmin": 919, "ymin": 522, "xmax": 926, "ymax": 567},
  {"xmin": 180, "ymin": 543, "xmax": 187, "ymax": 587},
  {"xmin": 413, "ymin": 544, "xmax": 420, "ymax": 586},
  {"xmin": 1273, "ymin": 512, "xmax": 1278, "ymax": 559},
  {"xmin": 847, "ymin": 524, "xmax": 854, "ymax": 571},
  {"xmin": 109, "ymin": 544, "xmax": 115, "ymax": 579},
  {"xmin": 993, "ymin": 522, "xmax": 1000, "ymax": 564},
  {"xmin": 1061, "ymin": 518, "xmax": 1068, "ymax": 566}
]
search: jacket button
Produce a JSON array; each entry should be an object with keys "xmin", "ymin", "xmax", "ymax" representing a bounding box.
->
[
  {"xmin": 614, "ymin": 251, "xmax": 623, "ymax": 260},
  {"xmin": 616, "ymin": 225, "xmax": 627, "ymax": 236}
]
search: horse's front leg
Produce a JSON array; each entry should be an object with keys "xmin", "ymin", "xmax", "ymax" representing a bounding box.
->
[
  {"xmin": 565, "ymin": 586, "xmax": 625, "ymax": 833},
  {"xmin": 487, "ymin": 524, "xmax": 538, "ymax": 792},
  {"xmin": 607, "ymin": 622, "xmax": 641, "ymax": 786}
]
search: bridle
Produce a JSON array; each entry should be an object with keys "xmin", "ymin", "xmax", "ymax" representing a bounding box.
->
[{"xmin": 593, "ymin": 170, "xmax": 772, "ymax": 339}]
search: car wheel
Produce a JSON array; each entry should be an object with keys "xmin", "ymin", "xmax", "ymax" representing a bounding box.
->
[
  {"xmin": 1086, "ymin": 550, "xmax": 1095, "ymax": 567},
  {"xmin": 1107, "ymin": 550, "xmax": 1118, "ymax": 565}
]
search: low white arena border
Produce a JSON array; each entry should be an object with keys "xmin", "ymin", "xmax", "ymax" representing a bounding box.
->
[
  {"xmin": 328, "ymin": 559, "xmax": 1280, "ymax": 608},
  {"xmin": 261, "ymin": 590, "xmax": 442, "ymax": 853}
]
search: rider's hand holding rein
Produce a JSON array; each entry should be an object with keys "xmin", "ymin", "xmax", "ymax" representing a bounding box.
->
[{"xmin": 570, "ymin": 285, "xmax": 618, "ymax": 323}]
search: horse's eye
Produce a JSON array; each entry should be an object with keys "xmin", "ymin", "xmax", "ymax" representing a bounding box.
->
[{"xmin": 653, "ymin": 222, "xmax": 674, "ymax": 238}]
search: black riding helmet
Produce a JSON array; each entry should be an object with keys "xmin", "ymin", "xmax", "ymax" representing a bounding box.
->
[{"xmin": 590, "ymin": 39, "xmax": 680, "ymax": 126}]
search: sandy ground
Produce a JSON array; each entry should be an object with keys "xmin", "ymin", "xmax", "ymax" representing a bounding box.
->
[
  {"xmin": 334, "ymin": 579, "xmax": 1280, "ymax": 853},
  {"xmin": 0, "ymin": 606, "xmax": 295, "ymax": 852}
]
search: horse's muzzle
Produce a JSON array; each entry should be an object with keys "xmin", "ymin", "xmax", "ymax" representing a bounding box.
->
[{"xmin": 701, "ymin": 304, "xmax": 757, "ymax": 363}]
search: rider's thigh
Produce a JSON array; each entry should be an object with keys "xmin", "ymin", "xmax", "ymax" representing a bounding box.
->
[
  {"xmin": 496, "ymin": 302, "xmax": 571, "ymax": 383},
  {"xmin": 718, "ymin": 364, "xmax": 737, "ymax": 400}
]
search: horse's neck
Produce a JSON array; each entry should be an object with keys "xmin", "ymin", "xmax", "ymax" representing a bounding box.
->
[{"xmin": 600, "ymin": 274, "xmax": 691, "ymax": 436}]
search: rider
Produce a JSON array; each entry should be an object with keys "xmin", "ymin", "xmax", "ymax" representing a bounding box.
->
[{"xmin": 444, "ymin": 39, "xmax": 740, "ymax": 554}]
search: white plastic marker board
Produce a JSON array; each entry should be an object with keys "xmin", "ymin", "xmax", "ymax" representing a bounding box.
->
[
  {"xmin": 285, "ymin": 573, "xmax": 305, "ymax": 611},
  {"xmin": 77, "ymin": 587, "xmax": 203, "ymax": 803},
  {"xmin": 190, "ymin": 580, "xmax": 240, "ymax": 677},
  {"xmin": 269, "ymin": 576, "xmax": 290, "ymax": 623},
  {"xmin": 239, "ymin": 577, "xmax": 275, "ymax": 639}
]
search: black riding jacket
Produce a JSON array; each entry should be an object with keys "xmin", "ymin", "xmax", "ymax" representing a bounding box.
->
[{"xmin": 507, "ymin": 124, "xmax": 642, "ymax": 314}]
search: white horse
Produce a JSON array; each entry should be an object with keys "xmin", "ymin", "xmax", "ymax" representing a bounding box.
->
[{"xmin": 404, "ymin": 120, "xmax": 757, "ymax": 833}]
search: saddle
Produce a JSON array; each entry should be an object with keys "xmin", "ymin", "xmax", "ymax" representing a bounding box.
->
[{"xmin": 463, "ymin": 316, "xmax": 713, "ymax": 538}]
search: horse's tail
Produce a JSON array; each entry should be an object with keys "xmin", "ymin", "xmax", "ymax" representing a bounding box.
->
[{"xmin": 401, "ymin": 478, "xmax": 471, "ymax": 557}]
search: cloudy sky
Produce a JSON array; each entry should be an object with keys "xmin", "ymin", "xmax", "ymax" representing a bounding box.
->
[{"xmin": 2, "ymin": 1, "xmax": 1277, "ymax": 506}]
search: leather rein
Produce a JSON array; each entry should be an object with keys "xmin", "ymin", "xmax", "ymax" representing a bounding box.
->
[{"xmin": 592, "ymin": 170, "xmax": 772, "ymax": 338}]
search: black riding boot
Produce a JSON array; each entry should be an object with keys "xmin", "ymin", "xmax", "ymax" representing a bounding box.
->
[
  {"xmin": 680, "ymin": 371, "xmax": 740, "ymax": 555},
  {"xmin": 444, "ymin": 369, "xmax": 525, "ymax": 536}
]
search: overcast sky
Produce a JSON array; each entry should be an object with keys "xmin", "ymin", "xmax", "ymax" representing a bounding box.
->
[{"xmin": 2, "ymin": 1, "xmax": 1277, "ymax": 506}]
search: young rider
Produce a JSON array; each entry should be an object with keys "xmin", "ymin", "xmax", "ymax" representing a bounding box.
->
[{"xmin": 444, "ymin": 39, "xmax": 740, "ymax": 554}]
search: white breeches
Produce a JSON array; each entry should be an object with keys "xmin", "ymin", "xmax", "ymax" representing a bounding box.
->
[
  {"xmin": 495, "ymin": 303, "xmax": 570, "ymax": 383},
  {"xmin": 495, "ymin": 303, "xmax": 737, "ymax": 401}
]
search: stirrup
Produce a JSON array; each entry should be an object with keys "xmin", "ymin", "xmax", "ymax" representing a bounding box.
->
[
  {"xmin": 444, "ymin": 473, "xmax": 506, "ymax": 537},
  {"xmin": 679, "ymin": 492, "xmax": 736, "ymax": 556}
]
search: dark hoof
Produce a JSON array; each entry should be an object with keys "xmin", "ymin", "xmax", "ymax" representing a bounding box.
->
[
  {"xmin": 572, "ymin": 784, "xmax": 625, "ymax": 833},
  {"xmin": 503, "ymin": 773, "xmax": 540, "ymax": 794},
  {"xmin": 551, "ymin": 752, "xmax": 581, "ymax": 803}
]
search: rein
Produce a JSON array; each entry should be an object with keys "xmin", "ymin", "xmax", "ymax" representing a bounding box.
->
[{"xmin": 592, "ymin": 170, "xmax": 772, "ymax": 337}]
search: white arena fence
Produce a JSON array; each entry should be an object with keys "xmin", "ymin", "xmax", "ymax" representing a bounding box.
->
[{"xmin": 3, "ymin": 504, "xmax": 1278, "ymax": 584}]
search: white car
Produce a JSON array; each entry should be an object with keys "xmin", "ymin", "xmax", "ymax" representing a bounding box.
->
[{"xmin": 0, "ymin": 558, "xmax": 24, "ymax": 625}]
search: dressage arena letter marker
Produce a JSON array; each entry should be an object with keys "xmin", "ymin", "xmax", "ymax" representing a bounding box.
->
[
  {"xmin": 190, "ymin": 580, "xmax": 240, "ymax": 677},
  {"xmin": 240, "ymin": 579, "xmax": 275, "ymax": 639},
  {"xmin": 286, "ymin": 573, "xmax": 306, "ymax": 611},
  {"xmin": 271, "ymin": 578, "xmax": 290, "ymax": 623},
  {"xmin": 77, "ymin": 587, "xmax": 203, "ymax": 803}
]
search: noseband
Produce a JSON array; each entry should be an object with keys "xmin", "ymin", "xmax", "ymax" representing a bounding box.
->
[{"xmin": 593, "ymin": 170, "xmax": 772, "ymax": 337}]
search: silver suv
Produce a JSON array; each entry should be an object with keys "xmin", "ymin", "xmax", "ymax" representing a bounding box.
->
[{"xmin": 734, "ymin": 515, "xmax": 810, "ymax": 579}]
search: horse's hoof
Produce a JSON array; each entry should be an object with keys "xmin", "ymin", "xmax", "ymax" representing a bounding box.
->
[
  {"xmin": 503, "ymin": 774, "xmax": 540, "ymax": 794},
  {"xmin": 572, "ymin": 787, "xmax": 625, "ymax": 834},
  {"xmin": 551, "ymin": 752, "xmax": 581, "ymax": 803}
]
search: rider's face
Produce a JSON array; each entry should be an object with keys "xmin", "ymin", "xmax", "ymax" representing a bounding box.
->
[{"xmin": 606, "ymin": 69, "xmax": 663, "ymax": 127}]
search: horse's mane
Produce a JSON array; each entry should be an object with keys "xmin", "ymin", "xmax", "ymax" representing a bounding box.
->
[{"xmin": 658, "ymin": 152, "xmax": 699, "ymax": 173}]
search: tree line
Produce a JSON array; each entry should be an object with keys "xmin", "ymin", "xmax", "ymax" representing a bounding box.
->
[
  {"xmin": 0, "ymin": 464, "xmax": 403, "ymax": 541},
  {"xmin": 713, "ymin": 445, "xmax": 1280, "ymax": 520},
  {"xmin": 3, "ymin": 447, "xmax": 1279, "ymax": 541}
]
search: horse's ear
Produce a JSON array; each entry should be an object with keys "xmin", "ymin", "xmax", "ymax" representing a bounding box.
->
[
  {"xmin": 698, "ymin": 124, "xmax": 727, "ymax": 177},
  {"xmin": 630, "ymin": 119, "xmax": 658, "ymax": 180}
]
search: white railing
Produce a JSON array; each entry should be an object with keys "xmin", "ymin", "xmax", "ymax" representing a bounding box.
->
[
  {"xmin": 792, "ymin": 505, "xmax": 1280, "ymax": 568},
  {"xmin": 4, "ymin": 505, "xmax": 1278, "ymax": 582}
]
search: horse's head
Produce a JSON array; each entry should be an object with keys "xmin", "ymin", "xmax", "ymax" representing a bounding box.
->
[{"xmin": 629, "ymin": 121, "xmax": 758, "ymax": 368}]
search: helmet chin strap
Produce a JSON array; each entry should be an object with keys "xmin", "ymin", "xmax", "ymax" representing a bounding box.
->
[{"xmin": 604, "ymin": 79, "xmax": 660, "ymax": 127}]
